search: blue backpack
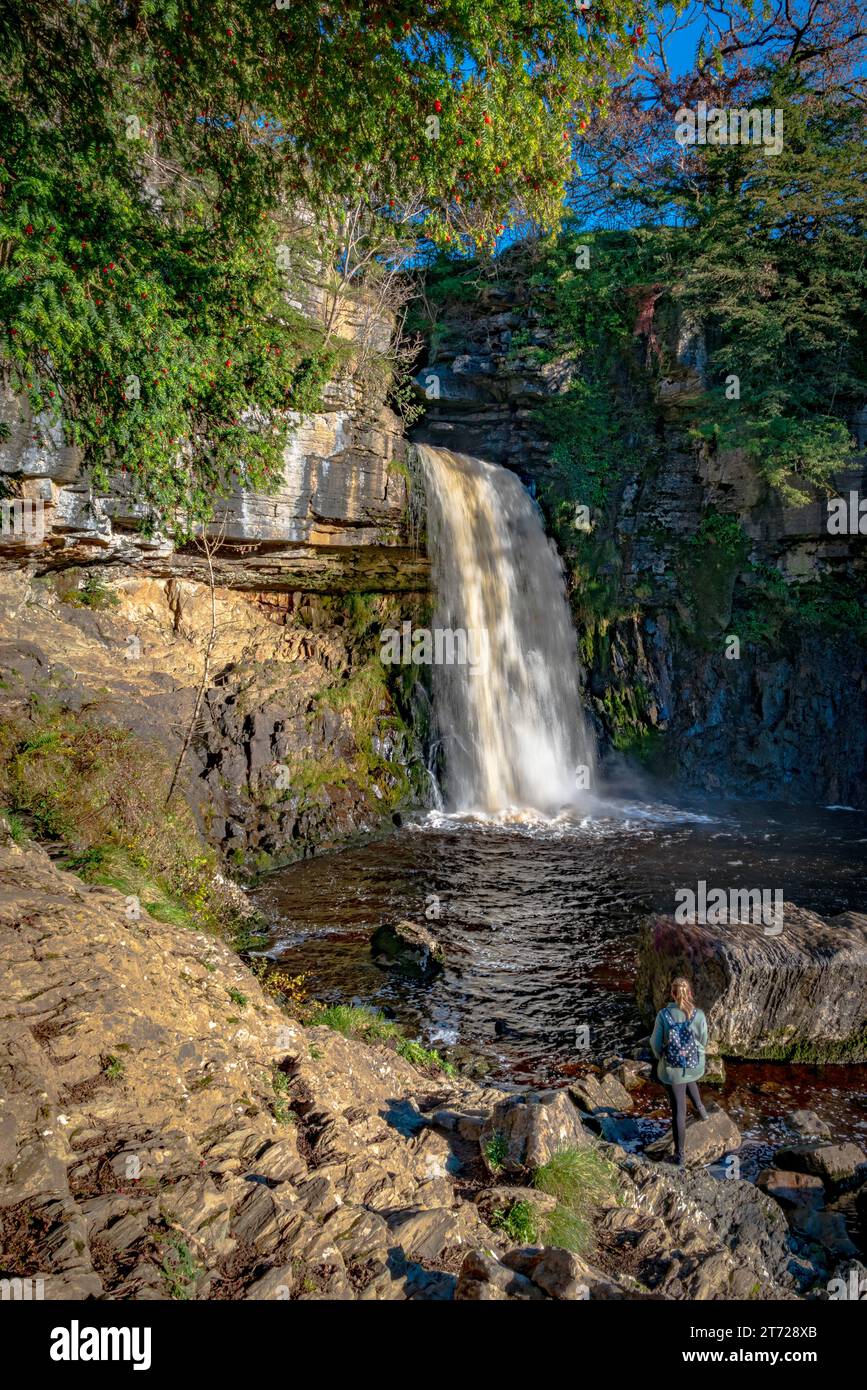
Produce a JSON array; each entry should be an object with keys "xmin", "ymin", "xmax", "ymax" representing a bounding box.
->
[{"xmin": 663, "ymin": 1007, "xmax": 700, "ymax": 1074}]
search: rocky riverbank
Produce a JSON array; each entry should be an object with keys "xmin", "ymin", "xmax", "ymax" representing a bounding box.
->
[{"xmin": 2, "ymin": 834, "xmax": 864, "ymax": 1301}]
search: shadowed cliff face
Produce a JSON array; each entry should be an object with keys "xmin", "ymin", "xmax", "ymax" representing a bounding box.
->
[
  {"xmin": 0, "ymin": 570, "xmax": 430, "ymax": 870},
  {"xmin": 410, "ymin": 264, "xmax": 867, "ymax": 804}
]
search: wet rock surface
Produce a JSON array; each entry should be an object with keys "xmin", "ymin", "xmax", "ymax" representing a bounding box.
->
[
  {"xmin": 774, "ymin": 1142, "xmax": 867, "ymax": 1186},
  {"xmin": 645, "ymin": 1106, "xmax": 742, "ymax": 1168},
  {"xmin": 370, "ymin": 919, "xmax": 444, "ymax": 979}
]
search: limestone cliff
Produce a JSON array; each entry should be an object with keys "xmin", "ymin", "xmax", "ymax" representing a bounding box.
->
[
  {"xmin": 0, "ymin": 244, "xmax": 431, "ymax": 863},
  {"xmin": 0, "ymin": 377, "xmax": 428, "ymax": 595}
]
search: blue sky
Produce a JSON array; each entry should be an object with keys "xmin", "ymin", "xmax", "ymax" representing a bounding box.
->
[{"xmin": 659, "ymin": 3, "xmax": 710, "ymax": 78}]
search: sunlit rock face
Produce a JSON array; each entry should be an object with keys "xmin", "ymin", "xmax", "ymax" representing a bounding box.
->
[
  {"xmin": 0, "ymin": 226, "xmax": 425, "ymax": 594},
  {"xmin": 0, "ymin": 381, "xmax": 420, "ymax": 591}
]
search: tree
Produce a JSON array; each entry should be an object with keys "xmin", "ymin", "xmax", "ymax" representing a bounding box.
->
[
  {"xmin": 559, "ymin": 2, "xmax": 867, "ymax": 499},
  {"xmin": 566, "ymin": 0, "xmax": 866, "ymax": 228},
  {"xmin": 675, "ymin": 74, "xmax": 866, "ymax": 498},
  {"xmin": 0, "ymin": 0, "xmax": 655, "ymax": 531}
]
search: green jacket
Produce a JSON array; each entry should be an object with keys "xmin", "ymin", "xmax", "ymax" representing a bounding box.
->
[{"xmin": 650, "ymin": 1003, "xmax": 708, "ymax": 1085}]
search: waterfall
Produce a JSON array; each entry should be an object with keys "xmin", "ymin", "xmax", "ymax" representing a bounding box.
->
[{"xmin": 417, "ymin": 444, "xmax": 596, "ymax": 817}]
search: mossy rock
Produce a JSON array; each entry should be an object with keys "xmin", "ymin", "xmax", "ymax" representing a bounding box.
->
[{"xmin": 370, "ymin": 918, "xmax": 444, "ymax": 979}]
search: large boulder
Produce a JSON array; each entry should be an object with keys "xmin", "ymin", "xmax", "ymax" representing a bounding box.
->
[
  {"xmin": 479, "ymin": 1090, "xmax": 591, "ymax": 1175},
  {"xmin": 636, "ymin": 906, "xmax": 867, "ymax": 1062},
  {"xmin": 610, "ymin": 1149, "xmax": 802, "ymax": 1298},
  {"xmin": 453, "ymin": 1249, "xmax": 546, "ymax": 1301},
  {"xmin": 773, "ymin": 1141, "xmax": 867, "ymax": 1187},
  {"xmin": 501, "ymin": 1246, "xmax": 639, "ymax": 1300},
  {"xmin": 786, "ymin": 1205, "xmax": 858, "ymax": 1260},
  {"xmin": 756, "ymin": 1168, "xmax": 825, "ymax": 1209},
  {"xmin": 455, "ymin": 1245, "xmax": 655, "ymax": 1301},
  {"xmin": 384, "ymin": 1205, "xmax": 489, "ymax": 1261}
]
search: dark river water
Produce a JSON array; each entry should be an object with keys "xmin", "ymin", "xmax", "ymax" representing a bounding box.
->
[{"xmin": 254, "ymin": 796, "xmax": 867, "ymax": 1156}]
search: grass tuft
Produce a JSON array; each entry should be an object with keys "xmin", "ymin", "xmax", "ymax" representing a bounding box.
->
[
  {"xmin": 490, "ymin": 1199, "xmax": 539, "ymax": 1245},
  {"xmin": 532, "ymin": 1146, "xmax": 620, "ymax": 1256},
  {"xmin": 309, "ymin": 1003, "xmax": 454, "ymax": 1075}
]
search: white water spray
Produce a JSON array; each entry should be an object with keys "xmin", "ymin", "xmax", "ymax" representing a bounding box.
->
[{"xmin": 417, "ymin": 444, "xmax": 597, "ymax": 817}]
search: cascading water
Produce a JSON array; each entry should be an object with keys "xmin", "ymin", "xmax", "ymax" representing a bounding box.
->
[{"xmin": 417, "ymin": 443, "xmax": 596, "ymax": 817}]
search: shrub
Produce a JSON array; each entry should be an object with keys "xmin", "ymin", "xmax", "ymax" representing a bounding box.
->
[
  {"xmin": 482, "ymin": 1131, "xmax": 510, "ymax": 1175},
  {"xmin": 62, "ymin": 572, "xmax": 120, "ymax": 611},
  {"xmin": 490, "ymin": 1199, "xmax": 539, "ymax": 1246}
]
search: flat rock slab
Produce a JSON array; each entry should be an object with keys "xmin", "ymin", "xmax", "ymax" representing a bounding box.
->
[
  {"xmin": 569, "ymin": 1072, "xmax": 634, "ymax": 1115},
  {"xmin": 637, "ymin": 906, "xmax": 867, "ymax": 1062},
  {"xmin": 385, "ymin": 1204, "xmax": 486, "ymax": 1261},
  {"xmin": 789, "ymin": 1109, "xmax": 832, "ymax": 1138},
  {"xmin": 645, "ymin": 1106, "xmax": 741, "ymax": 1167}
]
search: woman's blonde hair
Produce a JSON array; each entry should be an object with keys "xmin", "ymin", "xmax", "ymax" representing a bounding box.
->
[{"xmin": 671, "ymin": 976, "xmax": 695, "ymax": 1017}]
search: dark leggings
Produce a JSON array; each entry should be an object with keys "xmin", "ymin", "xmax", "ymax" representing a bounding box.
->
[{"xmin": 664, "ymin": 1081, "xmax": 705, "ymax": 1157}]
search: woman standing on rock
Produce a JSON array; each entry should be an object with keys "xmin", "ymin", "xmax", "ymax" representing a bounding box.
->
[{"xmin": 650, "ymin": 976, "xmax": 709, "ymax": 1169}]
